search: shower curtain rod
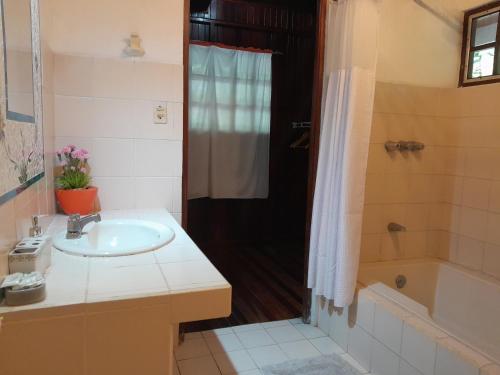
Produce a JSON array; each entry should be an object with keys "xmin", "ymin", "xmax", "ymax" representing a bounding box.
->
[{"xmin": 413, "ymin": 0, "xmax": 461, "ymax": 31}]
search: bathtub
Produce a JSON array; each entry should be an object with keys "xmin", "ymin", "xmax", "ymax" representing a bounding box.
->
[{"xmin": 358, "ymin": 258, "xmax": 500, "ymax": 364}]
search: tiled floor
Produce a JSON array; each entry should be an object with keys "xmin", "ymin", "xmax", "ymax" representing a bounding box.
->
[{"xmin": 174, "ymin": 319, "xmax": 368, "ymax": 375}]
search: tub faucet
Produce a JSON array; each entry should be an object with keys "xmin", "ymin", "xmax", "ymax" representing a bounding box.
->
[
  {"xmin": 66, "ymin": 213, "xmax": 101, "ymax": 239},
  {"xmin": 388, "ymin": 222, "xmax": 406, "ymax": 232}
]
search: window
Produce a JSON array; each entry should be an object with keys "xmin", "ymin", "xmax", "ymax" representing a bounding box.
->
[{"xmin": 460, "ymin": 1, "xmax": 500, "ymax": 86}]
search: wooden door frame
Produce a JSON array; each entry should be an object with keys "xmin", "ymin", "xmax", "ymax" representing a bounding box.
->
[
  {"xmin": 181, "ymin": 0, "xmax": 328, "ymax": 321},
  {"xmin": 302, "ymin": 0, "xmax": 328, "ymax": 323}
]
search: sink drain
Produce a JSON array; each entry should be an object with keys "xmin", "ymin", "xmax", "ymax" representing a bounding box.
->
[{"xmin": 395, "ymin": 275, "xmax": 407, "ymax": 289}]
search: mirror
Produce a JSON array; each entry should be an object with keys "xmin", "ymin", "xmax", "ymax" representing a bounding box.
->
[
  {"xmin": 0, "ymin": 0, "xmax": 43, "ymax": 205},
  {"xmin": 2, "ymin": 0, "xmax": 35, "ymax": 123}
]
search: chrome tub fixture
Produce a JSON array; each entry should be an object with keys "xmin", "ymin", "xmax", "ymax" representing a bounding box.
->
[
  {"xmin": 385, "ymin": 141, "xmax": 425, "ymax": 153},
  {"xmin": 387, "ymin": 222, "xmax": 406, "ymax": 232}
]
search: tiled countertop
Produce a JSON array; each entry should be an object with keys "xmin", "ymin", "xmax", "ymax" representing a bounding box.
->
[{"xmin": 0, "ymin": 209, "xmax": 231, "ymax": 320}]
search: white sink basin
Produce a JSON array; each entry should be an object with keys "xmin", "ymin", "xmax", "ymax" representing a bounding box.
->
[{"xmin": 53, "ymin": 219, "xmax": 175, "ymax": 257}]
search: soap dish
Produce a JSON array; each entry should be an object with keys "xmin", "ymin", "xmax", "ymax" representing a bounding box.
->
[{"xmin": 5, "ymin": 284, "xmax": 46, "ymax": 306}]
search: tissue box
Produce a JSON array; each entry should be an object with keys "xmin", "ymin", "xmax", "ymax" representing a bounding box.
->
[{"xmin": 8, "ymin": 236, "xmax": 52, "ymax": 274}]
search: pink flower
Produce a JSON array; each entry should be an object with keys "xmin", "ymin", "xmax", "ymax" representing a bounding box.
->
[
  {"xmin": 80, "ymin": 167, "xmax": 87, "ymax": 173},
  {"xmin": 71, "ymin": 149, "xmax": 89, "ymax": 161},
  {"xmin": 62, "ymin": 146, "xmax": 72, "ymax": 154}
]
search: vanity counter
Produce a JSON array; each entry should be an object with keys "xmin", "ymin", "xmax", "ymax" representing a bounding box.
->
[
  {"xmin": 0, "ymin": 209, "xmax": 231, "ymax": 375},
  {"xmin": 0, "ymin": 208, "xmax": 231, "ymax": 322}
]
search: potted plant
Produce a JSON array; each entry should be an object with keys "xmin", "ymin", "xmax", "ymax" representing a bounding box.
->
[{"xmin": 55, "ymin": 145, "xmax": 98, "ymax": 215}]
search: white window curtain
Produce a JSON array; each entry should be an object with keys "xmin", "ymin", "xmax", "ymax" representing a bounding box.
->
[
  {"xmin": 308, "ymin": 0, "xmax": 380, "ymax": 308},
  {"xmin": 188, "ymin": 44, "xmax": 272, "ymax": 200}
]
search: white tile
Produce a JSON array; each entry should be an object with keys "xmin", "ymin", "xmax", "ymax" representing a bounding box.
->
[
  {"xmin": 288, "ymin": 318, "xmax": 303, "ymax": 325},
  {"xmin": 134, "ymin": 139, "xmax": 182, "ymax": 177},
  {"xmin": 266, "ymin": 325, "xmax": 305, "ymax": 344},
  {"xmin": 309, "ymin": 336, "xmax": 345, "ymax": 355},
  {"xmin": 205, "ymin": 333, "xmax": 244, "ymax": 354},
  {"xmin": 436, "ymin": 338, "xmax": 489, "ymax": 375},
  {"xmin": 89, "ymin": 98, "xmax": 136, "ymax": 138},
  {"xmin": 279, "ymin": 339, "xmax": 321, "ymax": 360},
  {"xmin": 171, "ymin": 177, "xmax": 182, "ymax": 213},
  {"xmin": 293, "ymin": 323, "xmax": 327, "ymax": 339},
  {"xmin": 371, "ymin": 340, "xmax": 400, "ymax": 375},
  {"xmin": 175, "ymin": 338, "xmax": 211, "ymax": 361},
  {"xmin": 236, "ymin": 329, "xmax": 275, "ymax": 349},
  {"xmin": 373, "ymin": 301, "xmax": 408, "ymax": 354},
  {"xmin": 247, "ymin": 345, "xmax": 288, "ymax": 367},
  {"xmin": 329, "ymin": 308, "xmax": 350, "ymax": 350},
  {"xmin": 232, "ymin": 323, "xmax": 263, "ymax": 333},
  {"xmin": 347, "ymin": 325, "xmax": 373, "ymax": 371},
  {"xmin": 89, "ymin": 252, "xmax": 156, "ymax": 268},
  {"xmin": 54, "ymin": 95, "xmax": 94, "ymax": 137},
  {"xmin": 435, "ymin": 343, "xmax": 480, "ymax": 375},
  {"xmin": 260, "ymin": 320, "xmax": 291, "ymax": 329},
  {"xmin": 134, "ymin": 177, "xmax": 174, "ymax": 210},
  {"xmin": 154, "ymin": 244, "xmax": 205, "ymax": 264},
  {"xmin": 400, "ymin": 360, "xmax": 424, "ymax": 375},
  {"xmin": 92, "ymin": 177, "xmax": 136, "ymax": 210},
  {"xmin": 355, "ymin": 291, "xmax": 376, "ymax": 333},
  {"xmin": 160, "ymin": 260, "xmax": 226, "ymax": 289},
  {"xmin": 317, "ymin": 299, "xmax": 332, "ymax": 333},
  {"xmin": 91, "ymin": 138, "xmax": 134, "ymax": 177},
  {"xmin": 237, "ymin": 370, "xmax": 262, "ymax": 375},
  {"xmin": 401, "ymin": 320, "xmax": 440, "ymax": 375},
  {"xmin": 213, "ymin": 350, "xmax": 257, "ymax": 375},
  {"xmin": 87, "ymin": 264, "xmax": 167, "ymax": 298},
  {"xmin": 177, "ymin": 355, "xmax": 221, "ymax": 375}
]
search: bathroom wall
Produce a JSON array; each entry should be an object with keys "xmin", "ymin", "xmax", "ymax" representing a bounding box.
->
[
  {"xmin": 0, "ymin": 0, "xmax": 56, "ymax": 280},
  {"xmin": 376, "ymin": 0, "xmax": 463, "ymax": 88},
  {"xmin": 44, "ymin": 0, "xmax": 184, "ymax": 222},
  {"xmin": 361, "ymin": 81, "xmax": 500, "ymax": 282}
]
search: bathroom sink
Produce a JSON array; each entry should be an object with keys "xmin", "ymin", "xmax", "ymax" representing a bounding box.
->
[{"xmin": 53, "ymin": 220, "xmax": 175, "ymax": 257}]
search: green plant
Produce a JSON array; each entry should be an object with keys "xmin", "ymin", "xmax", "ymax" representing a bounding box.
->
[{"xmin": 56, "ymin": 145, "xmax": 91, "ymax": 190}]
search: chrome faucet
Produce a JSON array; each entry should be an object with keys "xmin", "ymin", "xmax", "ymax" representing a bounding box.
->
[
  {"xmin": 66, "ymin": 213, "xmax": 101, "ymax": 239},
  {"xmin": 387, "ymin": 222, "xmax": 406, "ymax": 232}
]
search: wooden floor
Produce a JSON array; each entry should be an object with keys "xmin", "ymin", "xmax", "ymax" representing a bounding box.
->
[{"xmin": 184, "ymin": 242, "xmax": 305, "ymax": 332}]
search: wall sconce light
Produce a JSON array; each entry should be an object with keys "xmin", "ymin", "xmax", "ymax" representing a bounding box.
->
[{"xmin": 123, "ymin": 33, "xmax": 145, "ymax": 57}]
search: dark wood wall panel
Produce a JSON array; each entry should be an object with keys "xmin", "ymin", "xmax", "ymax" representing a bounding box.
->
[{"xmin": 188, "ymin": 0, "xmax": 317, "ymax": 247}]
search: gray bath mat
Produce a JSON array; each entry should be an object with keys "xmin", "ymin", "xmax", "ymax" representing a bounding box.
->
[{"xmin": 261, "ymin": 354, "xmax": 364, "ymax": 375}]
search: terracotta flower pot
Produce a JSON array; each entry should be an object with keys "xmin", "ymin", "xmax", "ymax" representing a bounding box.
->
[{"xmin": 55, "ymin": 186, "xmax": 98, "ymax": 215}]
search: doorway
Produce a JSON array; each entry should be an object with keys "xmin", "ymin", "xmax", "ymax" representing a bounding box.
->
[{"xmin": 183, "ymin": 0, "xmax": 326, "ymax": 331}]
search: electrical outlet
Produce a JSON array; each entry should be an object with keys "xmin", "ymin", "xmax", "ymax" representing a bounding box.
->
[{"xmin": 153, "ymin": 104, "xmax": 168, "ymax": 124}]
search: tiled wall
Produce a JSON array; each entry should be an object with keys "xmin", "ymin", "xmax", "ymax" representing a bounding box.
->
[
  {"xmin": 0, "ymin": 34, "xmax": 56, "ymax": 278},
  {"xmin": 315, "ymin": 289, "xmax": 500, "ymax": 375},
  {"xmin": 361, "ymin": 82, "xmax": 500, "ymax": 281},
  {"xmin": 53, "ymin": 54, "xmax": 183, "ymax": 222}
]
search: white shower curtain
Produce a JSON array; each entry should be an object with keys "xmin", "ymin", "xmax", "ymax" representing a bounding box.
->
[
  {"xmin": 308, "ymin": 0, "xmax": 380, "ymax": 308},
  {"xmin": 188, "ymin": 44, "xmax": 272, "ymax": 200}
]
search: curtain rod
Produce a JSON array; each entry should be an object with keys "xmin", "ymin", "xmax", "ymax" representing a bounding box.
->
[{"xmin": 190, "ymin": 40, "xmax": 284, "ymax": 55}]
